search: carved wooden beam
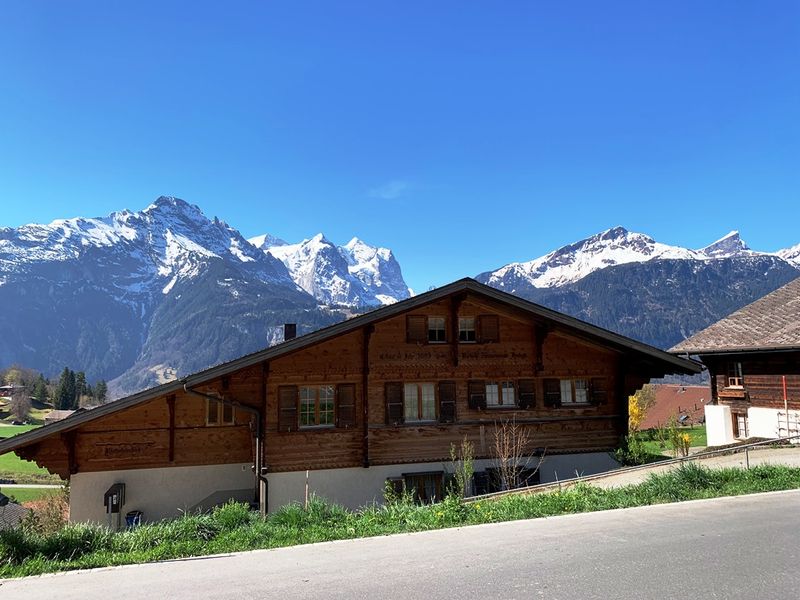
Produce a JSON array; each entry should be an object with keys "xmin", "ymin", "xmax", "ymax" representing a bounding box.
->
[
  {"xmin": 61, "ymin": 431, "xmax": 78, "ymax": 475},
  {"xmin": 362, "ymin": 324, "xmax": 374, "ymax": 468},
  {"xmin": 166, "ymin": 394, "xmax": 176, "ymax": 463},
  {"xmin": 450, "ymin": 293, "xmax": 466, "ymax": 367}
]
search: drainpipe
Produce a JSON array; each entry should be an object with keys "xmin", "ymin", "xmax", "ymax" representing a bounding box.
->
[{"xmin": 182, "ymin": 382, "xmax": 264, "ymax": 512}]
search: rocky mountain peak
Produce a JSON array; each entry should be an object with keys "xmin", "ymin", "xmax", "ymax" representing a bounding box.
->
[{"xmin": 700, "ymin": 231, "xmax": 751, "ymax": 258}]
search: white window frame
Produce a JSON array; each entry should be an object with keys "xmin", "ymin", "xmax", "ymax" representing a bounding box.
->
[
  {"xmin": 428, "ymin": 317, "xmax": 447, "ymax": 343},
  {"xmin": 458, "ymin": 317, "xmax": 476, "ymax": 343},
  {"xmin": 404, "ymin": 382, "xmax": 437, "ymax": 422},
  {"xmin": 486, "ymin": 381, "xmax": 517, "ymax": 408},
  {"xmin": 299, "ymin": 385, "xmax": 336, "ymax": 428},
  {"xmin": 559, "ymin": 379, "xmax": 591, "ymax": 406}
]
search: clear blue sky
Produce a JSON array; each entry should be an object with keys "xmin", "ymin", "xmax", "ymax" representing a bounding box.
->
[{"xmin": 1, "ymin": 2, "xmax": 798, "ymax": 292}]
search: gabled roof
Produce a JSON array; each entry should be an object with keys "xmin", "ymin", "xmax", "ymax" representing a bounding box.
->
[
  {"xmin": 670, "ymin": 276, "xmax": 800, "ymax": 355},
  {"xmin": 0, "ymin": 278, "xmax": 700, "ymax": 455}
]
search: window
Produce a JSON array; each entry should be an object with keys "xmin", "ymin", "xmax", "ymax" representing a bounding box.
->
[
  {"xmin": 486, "ymin": 381, "xmax": 517, "ymax": 408},
  {"xmin": 404, "ymin": 383, "xmax": 436, "ymax": 422},
  {"xmin": 428, "ymin": 317, "xmax": 446, "ymax": 343},
  {"xmin": 299, "ymin": 385, "xmax": 335, "ymax": 427},
  {"xmin": 544, "ymin": 379, "xmax": 592, "ymax": 407},
  {"xmin": 733, "ymin": 412, "xmax": 748, "ymax": 439},
  {"xmin": 388, "ymin": 472, "xmax": 444, "ymax": 504},
  {"xmin": 473, "ymin": 468, "xmax": 540, "ymax": 494},
  {"xmin": 727, "ymin": 362, "xmax": 744, "ymax": 387},
  {"xmin": 206, "ymin": 399, "xmax": 234, "ymax": 426},
  {"xmin": 458, "ymin": 317, "xmax": 476, "ymax": 342},
  {"xmin": 278, "ymin": 384, "xmax": 352, "ymax": 432}
]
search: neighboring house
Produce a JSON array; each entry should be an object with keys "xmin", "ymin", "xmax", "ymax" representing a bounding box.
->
[
  {"xmin": 640, "ymin": 385, "xmax": 708, "ymax": 430},
  {"xmin": 671, "ymin": 276, "xmax": 800, "ymax": 446},
  {"xmin": 44, "ymin": 409, "xmax": 77, "ymax": 425},
  {"xmin": 0, "ymin": 278, "xmax": 698, "ymax": 523}
]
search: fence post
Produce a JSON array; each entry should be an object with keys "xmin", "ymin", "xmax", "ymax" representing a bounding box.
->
[{"xmin": 745, "ymin": 447, "xmax": 750, "ymax": 469}]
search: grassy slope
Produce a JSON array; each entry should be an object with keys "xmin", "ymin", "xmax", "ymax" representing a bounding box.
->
[
  {"xmin": 0, "ymin": 425, "xmax": 61, "ymax": 484},
  {"xmin": 2, "ymin": 487, "xmax": 59, "ymax": 504},
  {"xmin": 1, "ymin": 463, "xmax": 799, "ymax": 578}
]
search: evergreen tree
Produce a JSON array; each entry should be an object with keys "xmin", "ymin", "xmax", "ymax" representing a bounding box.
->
[
  {"xmin": 67, "ymin": 370, "xmax": 77, "ymax": 409},
  {"xmin": 75, "ymin": 371, "xmax": 87, "ymax": 405},
  {"xmin": 33, "ymin": 374, "xmax": 49, "ymax": 404},
  {"xmin": 94, "ymin": 380, "xmax": 108, "ymax": 403},
  {"xmin": 55, "ymin": 367, "xmax": 78, "ymax": 410}
]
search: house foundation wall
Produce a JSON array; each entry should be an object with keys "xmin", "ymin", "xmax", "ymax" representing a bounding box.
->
[
  {"xmin": 68, "ymin": 452, "xmax": 619, "ymax": 523},
  {"xmin": 266, "ymin": 452, "xmax": 620, "ymax": 511},
  {"xmin": 69, "ymin": 463, "xmax": 254, "ymax": 525}
]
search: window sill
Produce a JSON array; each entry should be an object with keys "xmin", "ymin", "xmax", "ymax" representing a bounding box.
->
[
  {"xmin": 299, "ymin": 424, "xmax": 336, "ymax": 430},
  {"xmin": 558, "ymin": 403, "xmax": 593, "ymax": 408}
]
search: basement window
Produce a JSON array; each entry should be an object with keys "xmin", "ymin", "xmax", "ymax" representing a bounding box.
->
[{"xmin": 206, "ymin": 399, "xmax": 234, "ymax": 426}]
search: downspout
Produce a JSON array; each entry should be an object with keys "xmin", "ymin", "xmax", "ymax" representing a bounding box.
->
[{"xmin": 182, "ymin": 382, "xmax": 264, "ymax": 511}]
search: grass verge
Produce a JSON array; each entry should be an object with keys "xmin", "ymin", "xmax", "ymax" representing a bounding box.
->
[{"xmin": 2, "ymin": 463, "xmax": 799, "ymax": 579}]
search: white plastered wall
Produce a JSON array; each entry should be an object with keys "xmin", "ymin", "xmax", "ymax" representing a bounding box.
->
[
  {"xmin": 68, "ymin": 452, "xmax": 620, "ymax": 523},
  {"xmin": 747, "ymin": 406, "xmax": 800, "ymax": 441},
  {"xmin": 705, "ymin": 404, "xmax": 734, "ymax": 446},
  {"xmin": 69, "ymin": 463, "xmax": 253, "ymax": 524},
  {"xmin": 267, "ymin": 452, "xmax": 620, "ymax": 512}
]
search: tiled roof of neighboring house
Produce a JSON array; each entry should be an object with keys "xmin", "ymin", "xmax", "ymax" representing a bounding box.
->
[
  {"xmin": 640, "ymin": 385, "xmax": 709, "ymax": 430},
  {"xmin": 44, "ymin": 410, "xmax": 76, "ymax": 423},
  {"xmin": 670, "ymin": 276, "xmax": 800, "ymax": 354},
  {"xmin": 0, "ymin": 500, "xmax": 29, "ymax": 531}
]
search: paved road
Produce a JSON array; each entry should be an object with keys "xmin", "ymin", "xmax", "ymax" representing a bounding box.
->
[{"xmin": 2, "ymin": 490, "xmax": 799, "ymax": 600}]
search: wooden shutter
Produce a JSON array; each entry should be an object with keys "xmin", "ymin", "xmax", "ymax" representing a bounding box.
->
[
  {"xmin": 478, "ymin": 315, "xmax": 499, "ymax": 343},
  {"xmin": 590, "ymin": 378, "xmax": 608, "ymax": 405},
  {"xmin": 406, "ymin": 315, "xmax": 427, "ymax": 344},
  {"xmin": 277, "ymin": 385, "xmax": 298, "ymax": 432},
  {"xmin": 467, "ymin": 380, "xmax": 486, "ymax": 410},
  {"xmin": 336, "ymin": 383, "xmax": 356, "ymax": 428},
  {"xmin": 438, "ymin": 381, "xmax": 456, "ymax": 424},
  {"xmin": 543, "ymin": 378, "xmax": 561, "ymax": 407},
  {"xmin": 385, "ymin": 382, "xmax": 404, "ymax": 425},
  {"xmin": 518, "ymin": 379, "xmax": 535, "ymax": 409}
]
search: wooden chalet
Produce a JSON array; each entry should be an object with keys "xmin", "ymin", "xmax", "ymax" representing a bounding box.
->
[
  {"xmin": 0, "ymin": 278, "xmax": 699, "ymax": 523},
  {"xmin": 671, "ymin": 276, "xmax": 800, "ymax": 446}
]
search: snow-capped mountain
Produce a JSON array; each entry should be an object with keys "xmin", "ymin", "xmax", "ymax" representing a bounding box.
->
[
  {"xmin": 478, "ymin": 227, "xmax": 793, "ymax": 294},
  {"xmin": 249, "ymin": 233, "xmax": 411, "ymax": 307},
  {"xmin": 0, "ymin": 197, "xmax": 327, "ymax": 396},
  {"xmin": 778, "ymin": 243, "xmax": 800, "ymax": 267},
  {"xmin": 477, "ymin": 226, "xmax": 800, "ymax": 353}
]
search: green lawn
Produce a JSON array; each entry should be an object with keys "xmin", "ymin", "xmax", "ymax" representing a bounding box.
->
[
  {"xmin": 640, "ymin": 425, "xmax": 707, "ymax": 456},
  {"xmin": 0, "ymin": 425, "xmax": 61, "ymax": 484},
  {"xmin": 1, "ymin": 487, "xmax": 59, "ymax": 504}
]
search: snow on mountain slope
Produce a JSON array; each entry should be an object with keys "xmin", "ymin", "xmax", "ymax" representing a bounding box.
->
[
  {"xmin": 341, "ymin": 237, "xmax": 411, "ymax": 302},
  {"xmin": 480, "ymin": 227, "xmax": 702, "ymax": 291},
  {"xmin": 250, "ymin": 233, "xmax": 411, "ymax": 306},
  {"xmin": 777, "ymin": 243, "xmax": 800, "ymax": 267},
  {"xmin": 478, "ymin": 226, "xmax": 797, "ymax": 293}
]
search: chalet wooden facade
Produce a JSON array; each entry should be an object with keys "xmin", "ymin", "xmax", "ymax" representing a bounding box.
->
[
  {"xmin": 671, "ymin": 276, "xmax": 800, "ymax": 446},
  {"xmin": 0, "ymin": 279, "xmax": 698, "ymax": 523}
]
